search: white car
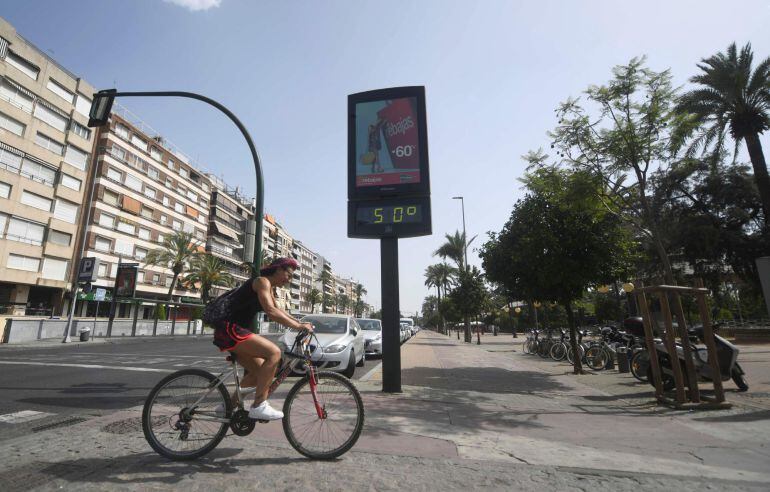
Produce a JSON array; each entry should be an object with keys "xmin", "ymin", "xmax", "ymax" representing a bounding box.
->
[
  {"xmin": 357, "ymin": 318, "xmax": 382, "ymax": 356},
  {"xmin": 278, "ymin": 314, "xmax": 365, "ymax": 378},
  {"xmin": 400, "ymin": 323, "xmax": 409, "ymax": 343}
]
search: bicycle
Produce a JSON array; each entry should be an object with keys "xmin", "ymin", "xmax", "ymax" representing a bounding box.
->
[{"xmin": 141, "ymin": 329, "xmax": 365, "ymax": 461}]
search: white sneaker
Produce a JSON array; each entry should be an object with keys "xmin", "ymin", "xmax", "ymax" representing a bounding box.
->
[
  {"xmin": 214, "ymin": 403, "xmax": 226, "ymax": 417},
  {"xmin": 248, "ymin": 400, "xmax": 284, "ymax": 420}
]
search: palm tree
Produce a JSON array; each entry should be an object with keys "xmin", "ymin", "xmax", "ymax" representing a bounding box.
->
[
  {"xmin": 315, "ymin": 270, "xmax": 333, "ymax": 313},
  {"xmin": 434, "ymin": 230, "xmax": 477, "ymax": 270},
  {"xmin": 338, "ymin": 294, "xmax": 350, "ymax": 315},
  {"xmin": 354, "ymin": 283, "xmax": 367, "ymax": 317},
  {"xmin": 240, "ymin": 250, "xmax": 273, "ymax": 278},
  {"xmin": 144, "ymin": 231, "xmax": 202, "ymax": 301},
  {"xmin": 676, "ymin": 42, "xmax": 770, "ymax": 226},
  {"xmin": 183, "ymin": 254, "xmax": 235, "ymax": 303},
  {"xmin": 305, "ymin": 288, "xmax": 322, "ymax": 313}
]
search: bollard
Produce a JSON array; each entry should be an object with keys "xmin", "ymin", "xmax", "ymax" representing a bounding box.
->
[{"xmin": 617, "ymin": 347, "xmax": 630, "ymax": 373}]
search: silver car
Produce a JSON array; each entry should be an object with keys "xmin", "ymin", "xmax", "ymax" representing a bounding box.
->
[
  {"xmin": 279, "ymin": 314, "xmax": 365, "ymax": 379},
  {"xmin": 357, "ymin": 318, "xmax": 382, "ymax": 356}
]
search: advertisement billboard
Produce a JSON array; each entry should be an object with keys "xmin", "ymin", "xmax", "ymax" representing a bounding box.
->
[
  {"xmin": 348, "ymin": 87, "xmax": 430, "ymax": 198},
  {"xmin": 114, "ymin": 263, "xmax": 138, "ymax": 298}
]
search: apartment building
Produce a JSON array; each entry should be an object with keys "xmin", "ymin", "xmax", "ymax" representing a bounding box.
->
[
  {"xmin": 292, "ymin": 240, "xmax": 316, "ymax": 313},
  {"xmin": 312, "ymin": 255, "xmax": 335, "ymax": 313},
  {"xmin": 75, "ymin": 109, "xmax": 211, "ymax": 319},
  {"xmin": 0, "ymin": 18, "xmax": 95, "ymax": 316},
  {"xmin": 206, "ymin": 175, "xmax": 252, "ymax": 299}
]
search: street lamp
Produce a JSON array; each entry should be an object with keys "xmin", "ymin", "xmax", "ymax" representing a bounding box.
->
[{"xmin": 451, "ymin": 196, "xmax": 468, "ymax": 271}]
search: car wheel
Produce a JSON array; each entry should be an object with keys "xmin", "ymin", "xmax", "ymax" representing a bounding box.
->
[{"xmin": 342, "ymin": 351, "xmax": 356, "ymax": 379}]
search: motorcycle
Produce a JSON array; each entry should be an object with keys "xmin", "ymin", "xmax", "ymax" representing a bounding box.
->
[{"xmin": 645, "ymin": 324, "xmax": 748, "ymax": 392}]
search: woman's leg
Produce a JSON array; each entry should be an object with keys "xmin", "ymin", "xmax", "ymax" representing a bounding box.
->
[{"xmin": 231, "ymin": 334, "xmax": 281, "ymax": 406}]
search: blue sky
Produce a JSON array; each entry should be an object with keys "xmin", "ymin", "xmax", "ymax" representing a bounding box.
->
[{"xmin": 3, "ymin": 0, "xmax": 769, "ymax": 314}]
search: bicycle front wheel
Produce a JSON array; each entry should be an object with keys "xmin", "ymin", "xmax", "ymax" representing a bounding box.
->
[
  {"xmin": 142, "ymin": 368, "xmax": 231, "ymax": 461},
  {"xmin": 282, "ymin": 371, "xmax": 364, "ymax": 460}
]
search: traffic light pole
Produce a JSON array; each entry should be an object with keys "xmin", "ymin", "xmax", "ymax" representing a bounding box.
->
[{"xmin": 381, "ymin": 237, "xmax": 401, "ymax": 393}]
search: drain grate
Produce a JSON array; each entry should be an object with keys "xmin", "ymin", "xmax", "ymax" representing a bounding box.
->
[{"xmin": 31, "ymin": 417, "xmax": 87, "ymax": 433}]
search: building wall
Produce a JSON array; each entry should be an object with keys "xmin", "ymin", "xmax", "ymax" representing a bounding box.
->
[{"xmin": 0, "ymin": 17, "xmax": 95, "ymax": 316}]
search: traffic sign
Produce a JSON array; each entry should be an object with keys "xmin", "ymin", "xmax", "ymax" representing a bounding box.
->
[
  {"xmin": 77, "ymin": 257, "xmax": 99, "ymax": 283},
  {"xmin": 94, "ymin": 288, "xmax": 107, "ymax": 302}
]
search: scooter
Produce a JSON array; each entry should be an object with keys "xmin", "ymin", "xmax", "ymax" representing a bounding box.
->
[{"xmin": 646, "ymin": 324, "xmax": 748, "ymax": 392}]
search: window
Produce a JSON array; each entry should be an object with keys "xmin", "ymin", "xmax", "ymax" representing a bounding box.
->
[
  {"xmin": 172, "ymin": 219, "xmax": 182, "ymax": 231},
  {"xmin": 159, "ymin": 214, "xmax": 167, "ymax": 225},
  {"xmin": 35, "ymin": 133, "xmax": 64, "ymax": 155},
  {"xmin": 116, "ymin": 220, "xmax": 135, "ymax": 234},
  {"xmin": 7, "ymin": 254, "xmax": 40, "ymax": 272},
  {"xmin": 148, "ymin": 167, "xmax": 159, "ymax": 179},
  {"xmin": 135, "ymin": 247, "xmax": 148, "ymax": 260},
  {"xmin": 53, "ymin": 199, "xmax": 78, "ymax": 223},
  {"xmin": 33, "ymin": 103, "xmax": 68, "ymax": 132},
  {"xmin": 0, "ymin": 78, "xmax": 34, "ymax": 112},
  {"xmin": 165, "ymin": 276, "xmax": 173, "ymax": 287},
  {"xmin": 6, "ymin": 51, "xmax": 39, "ymax": 80},
  {"xmin": 107, "ymin": 167, "xmax": 122, "ymax": 182},
  {"xmin": 174, "ymin": 202, "xmax": 184, "ymax": 213},
  {"xmin": 138, "ymin": 227, "xmax": 150, "ymax": 240},
  {"xmin": 70, "ymin": 121, "xmax": 91, "ymax": 140},
  {"xmin": 74, "ymin": 94, "xmax": 91, "ymax": 117},
  {"xmin": 60, "ymin": 173, "xmax": 81, "ymax": 191},
  {"xmin": 153, "ymin": 273, "xmax": 160, "ymax": 284},
  {"xmin": 21, "ymin": 191, "xmax": 52, "ymax": 211},
  {"xmin": 150, "ymin": 147, "xmax": 162, "ymax": 161},
  {"xmin": 48, "ymin": 229, "xmax": 71, "ymax": 246},
  {"xmin": 157, "ymin": 233, "xmax": 164, "ymax": 244},
  {"xmin": 124, "ymin": 173, "xmax": 142, "ymax": 192},
  {"xmin": 103, "ymin": 189, "xmax": 119, "ymax": 206},
  {"xmin": 167, "ymin": 159, "xmax": 175, "ymax": 170},
  {"xmin": 140, "ymin": 206, "xmax": 153, "ymax": 219},
  {"xmin": 0, "ymin": 110, "xmax": 25, "ymax": 136},
  {"xmin": 165, "ymin": 178, "xmax": 173, "ymax": 189},
  {"xmin": 144, "ymin": 187, "xmax": 156, "ymax": 199},
  {"xmin": 114, "ymin": 238, "xmax": 133, "ymax": 256},
  {"xmin": 98, "ymin": 262, "xmax": 108, "ymax": 277},
  {"xmin": 0, "ymin": 147, "xmax": 22, "ymax": 172},
  {"xmin": 7, "ymin": 217, "xmax": 45, "ymax": 245},
  {"xmin": 179, "ymin": 168, "xmax": 188, "ymax": 179},
  {"xmin": 98, "ymin": 212, "xmax": 114, "ymax": 228},
  {"xmin": 178, "ymin": 184, "xmax": 186, "ymax": 195},
  {"xmin": 115, "ymin": 123, "xmax": 129, "ymax": 139},
  {"xmin": 187, "ymin": 190, "xmax": 198, "ymax": 201},
  {"xmin": 162, "ymin": 196, "xmax": 170, "ymax": 207},
  {"xmin": 41, "ymin": 257, "xmax": 68, "ymax": 280},
  {"xmin": 130, "ymin": 134, "xmax": 147, "ymax": 150},
  {"xmin": 21, "ymin": 158, "xmax": 56, "ymax": 185},
  {"xmin": 0, "ymin": 181, "xmax": 10, "ymax": 198},
  {"xmin": 46, "ymin": 79, "xmax": 74, "ymax": 103},
  {"xmin": 64, "ymin": 145, "xmax": 88, "ymax": 170},
  {"xmin": 195, "ymin": 229, "xmax": 205, "ymax": 240},
  {"xmin": 95, "ymin": 236, "xmax": 111, "ymax": 252},
  {"xmin": 183, "ymin": 222, "xmax": 194, "ymax": 234},
  {"xmin": 110, "ymin": 146, "xmax": 126, "ymax": 161}
]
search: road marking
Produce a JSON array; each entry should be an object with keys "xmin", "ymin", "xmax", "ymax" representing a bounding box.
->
[
  {"xmin": 0, "ymin": 410, "xmax": 56, "ymax": 424},
  {"xmin": 0, "ymin": 361, "xmax": 173, "ymax": 373},
  {"xmin": 360, "ymin": 361, "xmax": 382, "ymax": 381}
]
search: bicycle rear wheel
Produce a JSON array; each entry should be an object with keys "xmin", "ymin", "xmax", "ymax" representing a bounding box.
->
[
  {"xmin": 142, "ymin": 368, "xmax": 231, "ymax": 461},
  {"xmin": 282, "ymin": 371, "xmax": 364, "ymax": 460},
  {"xmin": 585, "ymin": 346, "xmax": 608, "ymax": 371}
]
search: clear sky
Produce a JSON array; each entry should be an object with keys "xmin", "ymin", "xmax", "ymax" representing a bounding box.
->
[{"xmin": 3, "ymin": 1, "xmax": 769, "ymax": 314}]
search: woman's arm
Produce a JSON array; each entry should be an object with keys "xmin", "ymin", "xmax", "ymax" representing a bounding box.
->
[{"xmin": 253, "ymin": 278, "xmax": 312, "ymax": 331}]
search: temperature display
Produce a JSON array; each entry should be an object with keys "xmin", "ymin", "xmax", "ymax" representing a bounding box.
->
[
  {"xmin": 356, "ymin": 204, "xmax": 423, "ymax": 225},
  {"xmin": 348, "ymin": 197, "xmax": 431, "ymax": 238}
]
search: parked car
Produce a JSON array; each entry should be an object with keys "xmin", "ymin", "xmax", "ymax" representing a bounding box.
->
[
  {"xmin": 400, "ymin": 322, "xmax": 410, "ymax": 342},
  {"xmin": 357, "ymin": 318, "xmax": 382, "ymax": 357},
  {"xmin": 278, "ymin": 314, "xmax": 365, "ymax": 378}
]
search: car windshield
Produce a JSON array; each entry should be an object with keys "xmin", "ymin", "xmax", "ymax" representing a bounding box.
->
[
  {"xmin": 357, "ymin": 320, "xmax": 381, "ymax": 331},
  {"xmin": 302, "ymin": 316, "xmax": 347, "ymax": 334}
]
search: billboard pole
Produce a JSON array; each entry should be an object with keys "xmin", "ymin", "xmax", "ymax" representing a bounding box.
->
[{"xmin": 381, "ymin": 237, "xmax": 401, "ymax": 393}]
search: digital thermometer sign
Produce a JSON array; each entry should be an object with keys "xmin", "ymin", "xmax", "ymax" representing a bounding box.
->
[{"xmin": 349, "ymin": 197, "xmax": 431, "ymax": 238}]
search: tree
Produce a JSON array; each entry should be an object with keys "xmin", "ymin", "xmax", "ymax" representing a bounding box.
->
[
  {"xmin": 353, "ymin": 284, "xmax": 367, "ymax": 317},
  {"xmin": 424, "ymin": 263, "xmax": 455, "ymax": 334},
  {"xmin": 675, "ymin": 42, "xmax": 770, "ymax": 227},
  {"xmin": 315, "ymin": 270, "xmax": 333, "ymax": 313},
  {"xmin": 183, "ymin": 254, "xmax": 234, "ymax": 303},
  {"xmin": 338, "ymin": 294, "xmax": 351, "ymax": 315},
  {"xmin": 144, "ymin": 231, "xmax": 202, "ymax": 301},
  {"xmin": 480, "ymin": 169, "xmax": 635, "ymax": 374},
  {"xmin": 544, "ymin": 58, "xmax": 680, "ymax": 283},
  {"xmin": 434, "ymin": 230, "xmax": 476, "ymax": 271},
  {"xmin": 240, "ymin": 250, "xmax": 273, "ymax": 278},
  {"xmin": 448, "ymin": 267, "xmax": 488, "ymax": 343},
  {"xmin": 305, "ymin": 288, "xmax": 322, "ymax": 313}
]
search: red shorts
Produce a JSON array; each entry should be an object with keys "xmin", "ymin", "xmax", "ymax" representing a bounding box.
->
[{"xmin": 213, "ymin": 321, "xmax": 254, "ymax": 351}]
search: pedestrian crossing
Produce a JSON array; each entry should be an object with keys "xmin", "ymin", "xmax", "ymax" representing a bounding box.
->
[{"xmin": 0, "ymin": 410, "xmax": 56, "ymax": 424}]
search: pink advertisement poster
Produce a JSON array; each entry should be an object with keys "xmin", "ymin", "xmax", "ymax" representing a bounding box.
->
[{"xmin": 355, "ymin": 97, "xmax": 421, "ymax": 187}]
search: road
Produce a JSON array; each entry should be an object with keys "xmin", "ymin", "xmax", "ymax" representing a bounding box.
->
[{"xmin": 0, "ymin": 335, "xmax": 379, "ymax": 442}]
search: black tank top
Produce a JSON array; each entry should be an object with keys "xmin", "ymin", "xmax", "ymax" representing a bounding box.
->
[{"xmin": 228, "ymin": 279, "xmax": 263, "ymax": 327}]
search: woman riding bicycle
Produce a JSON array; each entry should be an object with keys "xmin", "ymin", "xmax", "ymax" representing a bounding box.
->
[{"xmin": 209, "ymin": 257, "xmax": 313, "ymax": 421}]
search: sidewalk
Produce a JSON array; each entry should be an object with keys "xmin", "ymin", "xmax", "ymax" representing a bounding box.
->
[{"xmin": 0, "ymin": 330, "xmax": 768, "ymax": 491}]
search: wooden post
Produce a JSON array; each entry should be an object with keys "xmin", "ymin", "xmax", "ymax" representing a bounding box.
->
[
  {"xmin": 636, "ymin": 284, "xmax": 664, "ymax": 400},
  {"xmin": 670, "ymin": 291, "xmax": 701, "ymax": 403},
  {"xmin": 660, "ymin": 293, "xmax": 687, "ymax": 404},
  {"xmin": 695, "ymin": 279, "xmax": 726, "ymax": 403}
]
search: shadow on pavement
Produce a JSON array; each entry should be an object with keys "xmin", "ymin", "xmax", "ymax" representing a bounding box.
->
[
  {"xmin": 401, "ymin": 366, "xmax": 570, "ymax": 394},
  {"xmin": 693, "ymin": 409, "xmax": 770, "ymax": 423}
]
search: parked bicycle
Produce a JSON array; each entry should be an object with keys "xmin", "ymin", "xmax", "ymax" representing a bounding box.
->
[{"xmin": 141, "ymin": 329, "xmax": 365, "ymax": 461}]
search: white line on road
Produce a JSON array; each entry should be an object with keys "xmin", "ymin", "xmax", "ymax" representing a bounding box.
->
[
  {"xmin": 360, "ymin": 361, "xmax": 382, "ymax": 381},
  {"xmin": 0, "ymin": 361, "xmax": 173, "ymax": 373},
  {"xmin": 0, "ymin": 410, "xmax": 56, "ymax": 424}
]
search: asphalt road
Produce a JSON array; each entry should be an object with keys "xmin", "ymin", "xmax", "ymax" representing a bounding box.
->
[{"xmin": 0, "ymin": 335, "xmax": 378, "ymax": 442}]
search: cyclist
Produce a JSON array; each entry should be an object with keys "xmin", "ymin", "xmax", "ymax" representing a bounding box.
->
[{"xmin": 209, "ymin": 257, "xmax": 313, "ymax": 420}]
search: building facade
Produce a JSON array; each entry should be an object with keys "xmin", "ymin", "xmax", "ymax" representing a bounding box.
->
[
  {"xmin": 75, "ymin": 110, "xmax": 211, "ymax": 319},
  {"xmin": 0, "ymin": 18, "xmax": 95, "ymax": 316}
]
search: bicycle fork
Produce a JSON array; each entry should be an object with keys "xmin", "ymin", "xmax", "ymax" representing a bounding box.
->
[{"xmin": 306, "ymin": 366, "xmax": 326, "ymax": 419}]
